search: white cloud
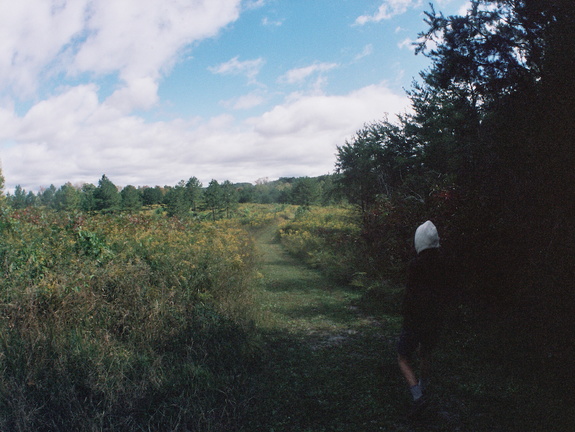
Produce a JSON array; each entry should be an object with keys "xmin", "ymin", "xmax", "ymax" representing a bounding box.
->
[
  {"xmin": 0, "ymin": 0, "xmax": 242, "ymax": 102},
  {"xmin": 279, "ymin": 63, "xmax": 338, "ymax": 85},
  {"xmin": 0, "ymin": 0, "xmax": 89, "ymax": 97},
  {"xmin": 398, "ymin": 37, "xmax": 416, "ymax": 52},
  {"xmin": 262, "ymin": 17, "xmax": 283, "ymax": 27},
  {"xmin": 355, "ymin": 0, "xmax": 422, "ymax": 25},
  {"xmin": 457, "ymin": 1, "xmax": 473, "ymax": 15},
  {"xmin": 252, "ymin": 84, "xmax": 407, "ymax": 137},
  {"xmin": 72, "ymin": 0, "xmax": 242, "ymax": 82},
  {"xmin": 209, "ymin": 56, "xmax": 266, "ymax": 83},
  {"xmin": 1, "ymin": 83, "xmax": 409, "ymax": 191},
  {"xmin": 0, "ymin": 0, "xmax": 419, "ymax": 192},
  {"xmin": 105, "ymin": 77, "xmax": 159, "ymax": 113},
  {"xmin": 355, "ymin": 44, "xmax": 374, "ymax": 61}
]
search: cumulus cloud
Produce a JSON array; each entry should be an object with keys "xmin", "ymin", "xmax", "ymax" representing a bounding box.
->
[
  {"xmin": 105, "ymin": 78, "xmax": 159, "ymax": 113},
  {"xmin": 252, "ymin": 84, "xmax": 407, "ymax": 137},
  {"xmin": 72, "ymin": 0, "xmax": 242, "ymax": 81},
  {"xmin": 0, "ymin": 0, "xmax": 89, "ymax": 97},
  {"xmin": 3, "ymin": 85, "xmax": 195, "ymax": 189},
  {"xmin": 2, "ymin": 82, "xmax": 409, "ymax": 191},
  {"xmin": 0, "ymin": 0, "xmax": 417, "ymax": 192},
  {"xmin": 355, "ymin": 0, "xmax": 422, "ymax": 24},
  {"xmin": 0, "ymin": 0, "xmax": 242, "ymax": 100}
]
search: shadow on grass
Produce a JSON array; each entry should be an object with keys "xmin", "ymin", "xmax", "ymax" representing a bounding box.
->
[
  {"xmin": 275, "ymin": 302, "xmax": 356, "ymax": 326},
  {"xmin": 247, "ymin": 222, "xmax": 573, "ymax": 432},
  {"xmin": 264, "ymin": 276, "xmax": 330, "ymax": 293},
  {"xmin": 244, "ymin": 320, "xmax": 574, "ymax": 432},
  {"xmin": 242, "ymin": 325, "xmax": 410, "ymax": 432}
]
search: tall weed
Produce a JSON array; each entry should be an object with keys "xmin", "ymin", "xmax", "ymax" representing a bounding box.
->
[
  {"xmin": 278, "ymin": 206, "xmax": 362, "ymax": 282},
  {"xmin": 0, "ymin": 208, "xmax": 259, "ymax": 431}
]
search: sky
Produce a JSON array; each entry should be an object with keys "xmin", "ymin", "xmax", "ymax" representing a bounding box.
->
[{"xmin": 0, "ymin": 0, "xmax": 469, "ymax": 193}]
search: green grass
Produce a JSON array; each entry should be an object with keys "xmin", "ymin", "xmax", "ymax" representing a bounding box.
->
[
  {"xmin": 245, "ymin": 223, "xmax": 413, "ymax": 431},
  {"xmin": 254, "ymin": 223, "xmax": 361, "ymax": 333},
  {"xmin": 243, "ymin": 221, "xmax": 574, "ymax": 432},
  {"xmin": 2, "ymin": 207, "xmax": 571, "ymax": 431}
]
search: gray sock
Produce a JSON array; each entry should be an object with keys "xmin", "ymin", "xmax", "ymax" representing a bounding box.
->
[{"xmin": 410, "ymin": 384, "xmax": 423, "ymax": 401}]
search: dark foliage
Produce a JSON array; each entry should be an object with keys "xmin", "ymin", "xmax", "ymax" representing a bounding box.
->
[{"xmin": 336, "ymin": 0, "xmax": 575, "ymax": 381}]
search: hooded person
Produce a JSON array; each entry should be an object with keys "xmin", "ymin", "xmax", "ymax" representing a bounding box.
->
[{"xmin": 397, "ymin": 220, "xmax": 451, "ymax": 416}]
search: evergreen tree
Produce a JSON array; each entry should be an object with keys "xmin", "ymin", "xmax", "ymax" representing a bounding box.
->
[
  {"xmin": 54, "ymin": 183, "xmax": 80, "ymax": 211},
  {"xmin": 185, "ymin": 177, "xmax": 203, "ymax": 211},
  {"xmin": 80, "ymin": 183, "xmax": 97, "ymax": 212},
  {"xmin": 221, "ymin": 180, "xmax": 239, "ymax": 218},
  {"xmin": 94, "ymin": 175, "xmax": 121, "ymax": 212},
  {"xmin": 142, "ymin": 186, "xmax": 164, "ymax": 206},
  {"xmin": 0, "ymin": 164, "xmax": 5, "ymax": 207},
  {"xmin": 204, "ymin": 180, "xmax": 222, "ymax": 220},
  {"xmin": 10, "ymin": 185, "xmax": 28, "ymax": 209},
  {"xmin": 237, "ymin": 183, "xmax": 255, "ymax": 203},
  {"xmin": 121, "ymin": 185, "xmax": 143, "ymax": 211},
  {"xmin": 164, "ymin": 181, "xmax": 190, "ymax": 217},
  {"xmin": 39, "ymin": 185, "xmax": 57, "ymax": 208},
  {"xmin": 336, "ymin": 121, "xmax": 416, "ymax": 215},
  {"xmin": 25, "ymin": 191, "xmax": 37, "ymax": 207}
]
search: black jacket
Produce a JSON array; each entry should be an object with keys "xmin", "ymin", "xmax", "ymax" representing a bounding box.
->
[{"xmin": 402, "ymin": 248, "xmax": 451, "ymax": 331}]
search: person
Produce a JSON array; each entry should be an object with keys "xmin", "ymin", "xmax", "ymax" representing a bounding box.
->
[{"xmin": 397, "ymin": 220, "xmax": 450, "ymax": 417}]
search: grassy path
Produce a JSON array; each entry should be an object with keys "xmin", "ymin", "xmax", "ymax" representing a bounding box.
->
[
  {"xmin": 243, "ymin": 222, "xmax": 410, "ymax": 431},
  {"xmin": 241, "ymin": 222, "xmax": 574, "ymax": 432}
]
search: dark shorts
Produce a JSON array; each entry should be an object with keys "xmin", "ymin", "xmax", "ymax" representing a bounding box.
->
[{"xmin": 397, "ymin": 326, "xmax": 440, "ymax": 359}]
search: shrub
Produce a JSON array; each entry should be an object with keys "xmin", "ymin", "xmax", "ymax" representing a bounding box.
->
[
  {"xmin": 278, "ymin": 206, "xmax": 361, "ymax": 282},
  {"xmin": 0, "ymin": 208, "xmax": 259, "ymax": 431}
]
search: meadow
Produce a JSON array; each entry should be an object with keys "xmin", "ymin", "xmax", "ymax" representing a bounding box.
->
[
  {"xmin": 0, "ymin": 205, "xmax": 273, "ymax": 431},
  {"xmin": 278, "ymin": 205, "xmax": 362, "ymax": 283},
  {"xmin": 0, "ymin": 204, "xmax": 572, "ymax": 431}
]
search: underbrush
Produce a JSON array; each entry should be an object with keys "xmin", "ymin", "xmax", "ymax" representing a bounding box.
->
[
  {"xmin": 278, "ymin": 206, "xmax": 362, "ymax": 282},
  {"xmin": 236, "ymin": 203, "xmax": 294, "ymax": 228},
  {"xmin": 0, "ymin": 207, "xmax": 260, "ymax": 431}
]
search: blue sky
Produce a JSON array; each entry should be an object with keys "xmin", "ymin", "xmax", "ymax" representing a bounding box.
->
[{"xmin": 0, "ymin": 0, "xmax": 469, "ymax": 192}]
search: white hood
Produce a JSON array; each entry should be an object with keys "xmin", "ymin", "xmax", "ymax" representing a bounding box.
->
[{"xmin": 414, "ymin": 220, "xmax": 440, "ymax": 254}]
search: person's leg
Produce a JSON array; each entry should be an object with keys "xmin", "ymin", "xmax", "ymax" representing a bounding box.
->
[
  {"xmin": 399, "ymin": 353, "xmax": 425, "ymax": 404},
  {"xmin": 397, "ymin": 328, "xmax": 419, "ymax": 386},
  {"xmin": 398, "ymin": 353, "xmax": 418, "ymax": 387},
  {"xmin": 397, "ymin": 328, "xmax": 424, "ymax": 402}
]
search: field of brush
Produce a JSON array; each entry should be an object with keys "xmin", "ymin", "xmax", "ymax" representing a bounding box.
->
[
  {"xmin": 0, "ymin": 205, "xmax": 282, "ymax": 430},
  {"xmin": 0, "ymin": 204, "xmax": 572, "ymax": 431}
]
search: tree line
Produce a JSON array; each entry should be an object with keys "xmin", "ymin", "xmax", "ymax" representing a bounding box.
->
[
  {"xmin": 335, "ymin": 0, "xmax": 574, "ymax": 373},
  {"xmin": 3, "ymin": 174, "xmax": 343, "ymax": 218}
]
